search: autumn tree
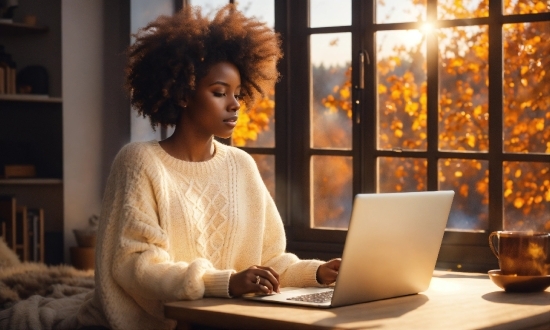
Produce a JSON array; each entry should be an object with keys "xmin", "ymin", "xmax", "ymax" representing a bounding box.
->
[
  {"xmin": 318, "ymin": 0, "xmax": 549, "ymax": 230},
  {"xmin": 232, "ymin": 0, "xmax": 549, "ymax": 230}
]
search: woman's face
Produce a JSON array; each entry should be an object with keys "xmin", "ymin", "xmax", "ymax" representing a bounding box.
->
[{"xmin": 182, "ymin": 61, "xmax": 242, "ymax": 139}]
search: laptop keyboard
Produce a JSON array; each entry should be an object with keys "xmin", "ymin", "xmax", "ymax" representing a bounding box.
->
[{"xmin": 287, "ymin": 290, "xmax": 334, "ymax": 303}]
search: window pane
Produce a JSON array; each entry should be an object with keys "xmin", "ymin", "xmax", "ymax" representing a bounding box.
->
[
  {"xmin": 237, "ymin": 0, "xmax": 274, "ymax": 28},
  {"xmin": 376, "ymin": 30, "xmax": 427, "ymax": 151},
  {"xmin": 503, "ymin": 22, "xmax": 550, "ymax": 154},
  {"xmin": 311, "ymin": 33, "xmax": 352, "ymax": 150},
  {"xmin": 232, "ymin": 1, "xmax": 276, "ymax": 148},
  {"xmin": 251, "ymin": 154, "xmax": 275, "ymax": 198},
  {"xmin": 504, "ymin": 0, "xmax": 550, "ymax": 15},
  {"xmin": 438, "ymin": 158, "xmax": 488, "ymax": 231},
  {"xmin": 310, "ymin": 0, "xmax": 351, "ymax": 28},
  {"xmin": 190, "ymin": 0, "xmax": 228, "ymax": 16},
  {"xmin": 377, "ymin": 157, "xmax": 427, "ymax": 193},
  {"xmin": 438, "ymin": 25, "xmax": 489, "ymax": 152},
  {"xmin": 311, "ymin": 156, "xmax": 352, "ymax": 229},
  {"xmin": 130, "ymin": 0, "xmax": 174, "ymax": 142},
  {"xmin": 376, "ymin": 0, "xmax": 426, "ymax": 24},
  {"xmin": 503, "ymin": 162, "xmax": 550, "ymax": 231},
  {"xmin": 437, "ymin": 0, "xmax": 488, "ymax": 20}
]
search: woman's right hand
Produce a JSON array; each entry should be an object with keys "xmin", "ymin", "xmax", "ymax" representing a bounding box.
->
[{"xmin": 228, "ymin": 265, "xmax": 280, "ymax": 297}]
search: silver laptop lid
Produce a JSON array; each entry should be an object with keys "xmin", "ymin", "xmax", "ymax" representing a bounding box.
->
[{"xmin": 331, "ymin": 190, "xmax": 454, "ymax": 307}]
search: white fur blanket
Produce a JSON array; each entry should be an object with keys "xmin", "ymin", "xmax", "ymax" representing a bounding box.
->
[
  {"xmin": 0, "ymin": 241, "xmax": 95, "ymax": 329},
  {"xmin": 0, "ymin": 263, "xmax": 94, "ymax": 310}
]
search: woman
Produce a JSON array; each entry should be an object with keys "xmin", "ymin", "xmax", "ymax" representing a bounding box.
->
[{"xmin": 76, "ymin": 4, "xmax": 340, "ymax": 330}]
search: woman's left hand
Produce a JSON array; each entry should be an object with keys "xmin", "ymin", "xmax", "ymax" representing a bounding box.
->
[{"xmin": 316, "ymin": 258, "xmax": 341, "ymax": 285}]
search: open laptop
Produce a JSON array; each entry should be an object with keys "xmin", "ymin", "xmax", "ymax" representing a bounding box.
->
[{"xmin": 244, "ymin": 190, "xmax": 455, "ymax": 308}]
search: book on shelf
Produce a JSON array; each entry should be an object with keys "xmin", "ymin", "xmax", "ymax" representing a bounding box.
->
[
  {"xmin": 0, "ymin": 46, "xmax": 17, "ymax": 95},
  {"xmin": 0, "ymin": 66, "xmax": 4, "ymax": 93},
  {"xmin": 0, "ymin": 195, "xmax": 16, "ymax": 248},
  {"xmin": 4, "ymin": 164, "xmax": 37, "ymax": 179},
  {"xmin": 15, "ymin": 206, "xmax": 28, "ymax": 261},
  {"xmin": 0, "ymin": 196, "xmax": 44, "ymax": 263},
  {"xmin": 27, "ymin": 208, "xmax": 44, "ymax": 262}
]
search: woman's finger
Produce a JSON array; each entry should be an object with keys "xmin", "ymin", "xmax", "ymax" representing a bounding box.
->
[
  {"xmin": 256, "ymin": 269, "xmax": 279, "ymax": 293},
  {"xmin": 252, "ymin": 273, "xmax": 275, "ymax": 293},
  {"xmin": 247, "ymin": 266, "xmax": 280, "ymax": 293},
  {"xmin": 258, "ymin": 277, "xmax": 273, "ymax": 293},
  {"xmin": 255, "ymin": 266, "xmax": 280, "ymax": 281}
]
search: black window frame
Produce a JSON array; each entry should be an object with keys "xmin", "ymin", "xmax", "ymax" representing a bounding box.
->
[{"xmin": 273, "ymin": 0, "xmax": 550, "ymax": 271}]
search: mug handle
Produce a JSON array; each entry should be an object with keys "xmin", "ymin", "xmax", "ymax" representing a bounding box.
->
[{"xmin": 488, "ymin": 231, "xmax": 499, "ymax": 259}]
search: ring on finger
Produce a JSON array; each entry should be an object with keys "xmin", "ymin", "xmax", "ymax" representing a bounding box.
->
[{"xmin": 255, "ymin": 275, "xmax": 261, "ymax": 285}]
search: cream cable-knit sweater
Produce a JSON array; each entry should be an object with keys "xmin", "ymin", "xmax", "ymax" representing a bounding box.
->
[{"xmin": 76, "ymin": 140, "xmax": 324, "ymax": 330}]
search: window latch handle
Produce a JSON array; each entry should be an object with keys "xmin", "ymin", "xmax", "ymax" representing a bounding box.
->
[
  {"xmin": 359, "ymin": 52, "xmax": 365, "ymax": 90},
  {"xmin": 358, "ymin": 50, "xmax": 369, "ymax": 90}
]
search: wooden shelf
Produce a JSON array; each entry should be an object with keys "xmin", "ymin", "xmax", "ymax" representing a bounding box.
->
[
  {"xmin": 0, "ymin": 21, "xmax": 48, "ymax": 36},
  {"xmin": 0, "ymin": 178, "xmax": 62, "ymax": 185},
  {"xmin": 0, "ymin": 94, "xmax": 62, "ymax": 103}
]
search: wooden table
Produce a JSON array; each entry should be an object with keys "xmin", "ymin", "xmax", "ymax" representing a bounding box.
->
[{"xmin": 165, "ymin": 271, "xmax": 550, "ymax": 330}]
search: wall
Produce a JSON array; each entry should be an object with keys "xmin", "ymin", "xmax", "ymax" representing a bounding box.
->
[{"xmin": 62, "ymin": 0, "xmax": 130, "ymax": 263}]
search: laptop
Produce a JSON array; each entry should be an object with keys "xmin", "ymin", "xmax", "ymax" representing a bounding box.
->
[{"xmin": 244, "ymin": 190, "xmax": 455, "ymax": 308}]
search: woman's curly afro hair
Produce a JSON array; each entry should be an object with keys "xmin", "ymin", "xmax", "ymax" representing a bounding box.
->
[{"xmin": 126, "ymin": 4, "xmax": 283, "ymax": 128}]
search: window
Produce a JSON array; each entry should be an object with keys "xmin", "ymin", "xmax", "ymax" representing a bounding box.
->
[
  {"xmin": 280, "ymin": 0, "xmax": 549, "ymax": 270},
  {"xmin": 130, "ymin": 0, "xmax": 178, "ymax": 142}
]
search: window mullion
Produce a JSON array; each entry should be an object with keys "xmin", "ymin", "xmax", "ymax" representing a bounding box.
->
[
  {"xmin": 287, "ymin": 0, "xmax": 311, "ymax": 233},
  {"xmin": 426, "ymin": 0, "xmax": 439, "ymax": 191},
  {"xmin": 361, "ymin": 0, "xmax": 376, "ymax": 193},
  {"xmin": 487, "ymin": 0, "xmax": 504, "ymax": 232}
]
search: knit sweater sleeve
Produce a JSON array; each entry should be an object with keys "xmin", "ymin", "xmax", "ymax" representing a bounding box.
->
[
  {"xmin": 259, "ymin": 184, "xmax": 324, "ymax": 288},
  {"xmin": 104, "ymin": 145, "xmax": 232, "ymax": 303}
]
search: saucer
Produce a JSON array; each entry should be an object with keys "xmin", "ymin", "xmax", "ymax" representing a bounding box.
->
[{"xmin": 488, "ymin": 269, "xmax": 550, "ymax": 292}]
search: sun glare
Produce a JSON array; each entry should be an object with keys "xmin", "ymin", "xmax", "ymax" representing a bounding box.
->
[{"xmin": 421, "ymin": 22, "xmax": 434, "ymax": 33}]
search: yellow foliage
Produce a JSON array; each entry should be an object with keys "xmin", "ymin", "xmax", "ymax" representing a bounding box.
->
[
  {"xmin": 232, "ymin": 91, "xmax": 274, "ymax": 146},
  {"xmin": 535, "ymin": 118, "xmax": 544, "ymax": 131},
  {"xmin": 340, "ymin": 88, "xmax": 350, "ymax": 99},
  {"xmin": 535, "ymin": 1, "xmax": 547, "ymax": 12},
  {"xmin": 315, "ymin": 6, "xmax": 550, "ymax": 228},
  {"xmin": 391, "ymin": 90, "xmax": 401, "ymax": 100},
  {"xmin": 466, "ymin": 135, "xmax": 476, "ymax": 148},
  {"xmin": 504, "ymin": 188, "xmax": 513, "ymax": 197},
  {"xmin": 514, "ymin": 197, "xmax": 525, "ymax": 209},
  {"xmin": 451, "ymin": 58, "xmax": 464, "ymax": 67},
  {"xmin": 521, "ymin": 78, "xmax": 528, "ymax": 86}
]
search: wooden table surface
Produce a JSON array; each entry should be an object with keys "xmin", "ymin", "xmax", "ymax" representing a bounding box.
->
[{"xmin": 164, "ymin": 271, "xmax": 550, "ymax": 330}]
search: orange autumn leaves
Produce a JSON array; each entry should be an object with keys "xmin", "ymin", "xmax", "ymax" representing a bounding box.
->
[
  {"xmin": 232, "ymin": 92, "xmax": 274, "ymax": 147},
  {"xmin": 231, "ymin": 0, "xmax": 549, "ymax": 230},
  {"xmin": 322, "ymin": 66, "xmax": 353, "ymax": 119}
]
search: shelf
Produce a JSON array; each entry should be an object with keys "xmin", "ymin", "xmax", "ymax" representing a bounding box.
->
[
  {"xmin": 0, "ymin": 178, "xmax": 62, "ymax": 185},
  {"xmin": 0, "ymin": 94, "xmax": 62, "ymax": 103},
  {"xmin": 0, "ymin": 21, "xmax": 48, "ymax": 36}
]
